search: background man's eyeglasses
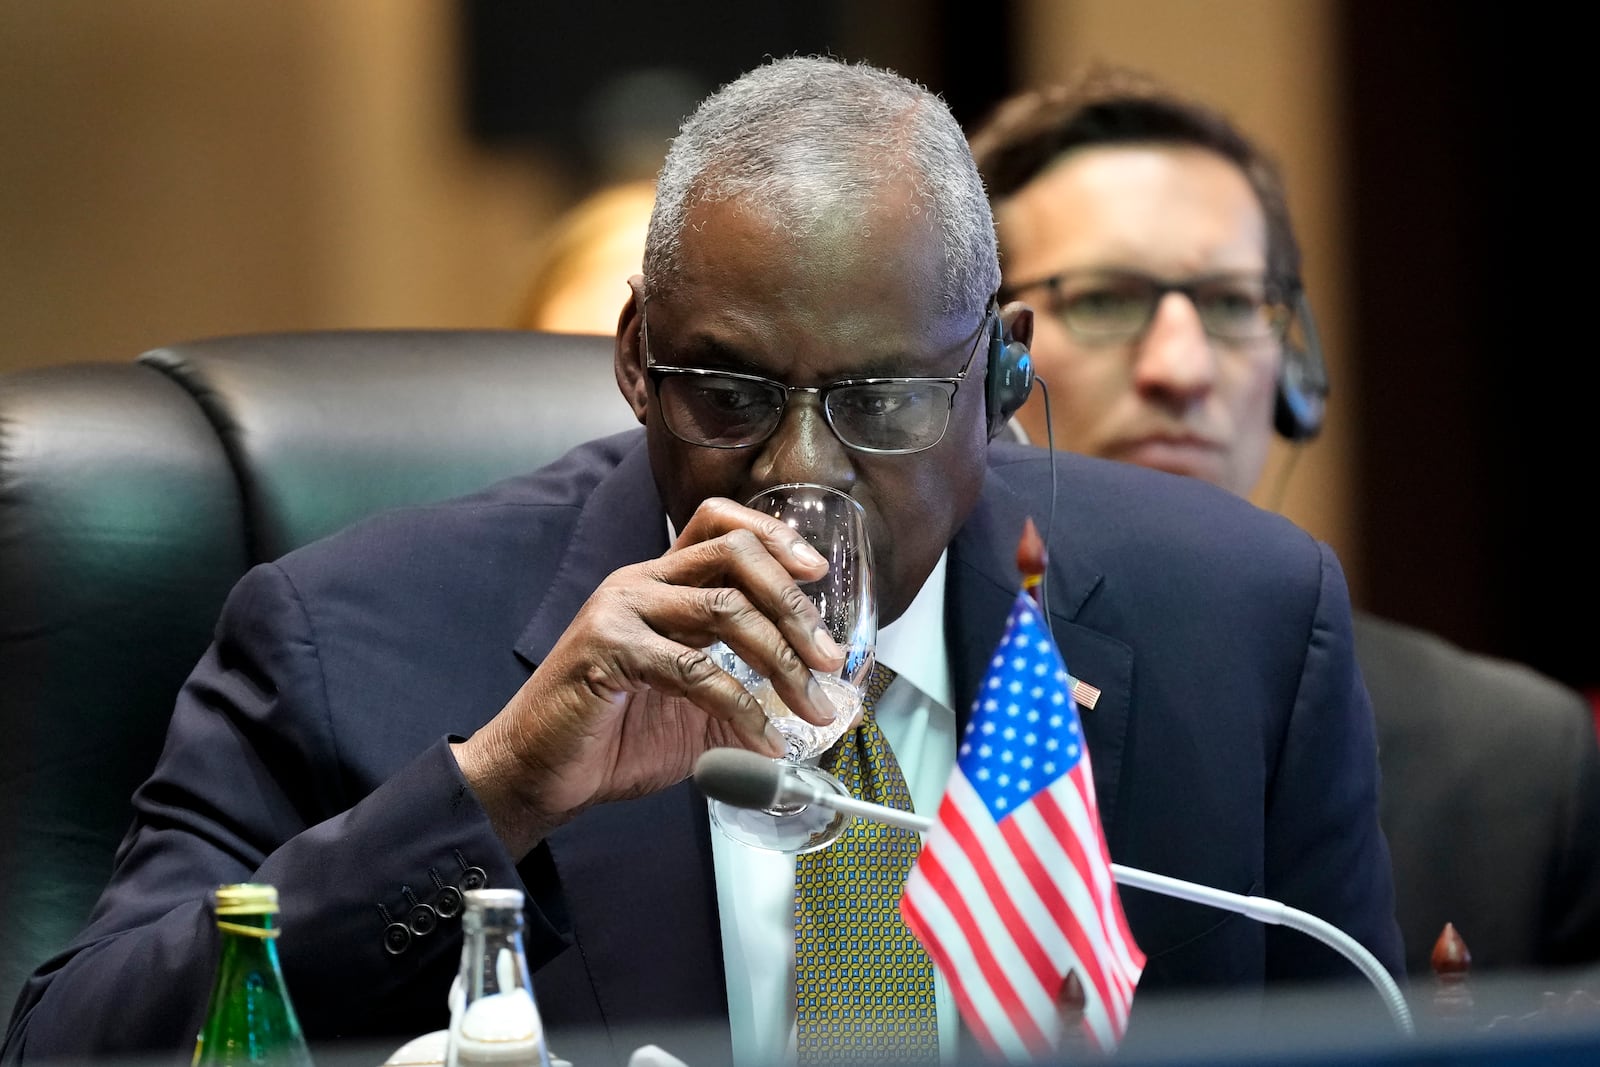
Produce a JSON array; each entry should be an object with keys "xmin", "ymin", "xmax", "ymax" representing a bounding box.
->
[
  {"xmin": 642, "ymin": 309, "xmax": 991, "ymax": 455},
  {"xmin": 1002, "ymin": 269, "xmax": 1294, "ymax": 345}
]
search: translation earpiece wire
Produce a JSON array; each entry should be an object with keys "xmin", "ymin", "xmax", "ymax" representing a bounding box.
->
[{"xmin": 1038, "ymin": 377, "xmax": 1058, "ymax": 622}]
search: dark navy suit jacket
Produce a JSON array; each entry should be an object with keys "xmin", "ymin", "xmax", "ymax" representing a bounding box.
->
[
  {"xmin": 4, "ymin": 432, "xmax": 1402, "ymax": 1063},
  {"xmin": 1357, "ymin": 611, "xmax": 1600, "ymax": 974}
]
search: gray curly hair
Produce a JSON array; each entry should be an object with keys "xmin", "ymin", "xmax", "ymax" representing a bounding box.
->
[{"xmin": 642, "ymin": 55, "xmax": 999, "ymax": 316}]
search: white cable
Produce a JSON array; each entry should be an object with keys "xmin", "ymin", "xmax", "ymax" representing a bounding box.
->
[{"xmin": 777, "ymin": 774, "xmax": 1415, "ymax": 1036}]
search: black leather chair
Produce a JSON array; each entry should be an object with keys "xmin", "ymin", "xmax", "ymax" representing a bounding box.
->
[{"xmin": 0, "ymin": 329, "xmax": 632, "ymax": 1014}]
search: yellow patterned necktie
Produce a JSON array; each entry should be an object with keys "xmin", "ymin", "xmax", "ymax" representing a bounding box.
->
[{"xmin": 793, "ymin": 662, "xmax": 938, "ymax": 1063}]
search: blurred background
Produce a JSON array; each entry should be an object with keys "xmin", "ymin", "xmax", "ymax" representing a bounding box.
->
[{"xmin": 1, "ymin": 0, "xmax": 1586, "ymax": 696}]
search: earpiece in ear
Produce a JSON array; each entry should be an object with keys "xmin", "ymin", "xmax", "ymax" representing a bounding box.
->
[
  {"xmin": 1274, "ymin": 346, "xmax": 1326, "ymax": 442},
  {"xmin": 985, "ymin": 317, "xmax": 1035, "ymax": 440},
  {"xmin": 1273, "ymin": 291, "xmax": 1329, "ymax": 442}
]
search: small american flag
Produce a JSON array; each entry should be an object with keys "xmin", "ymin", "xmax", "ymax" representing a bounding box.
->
[{"xmin": 901, "ymin": 590, "xmax": 1144, "ymax": 1060}]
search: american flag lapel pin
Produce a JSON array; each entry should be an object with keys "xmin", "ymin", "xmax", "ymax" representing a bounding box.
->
[{"xmin": 1068, "ymin": 674, "xmax": 1101, "ymax": 711}]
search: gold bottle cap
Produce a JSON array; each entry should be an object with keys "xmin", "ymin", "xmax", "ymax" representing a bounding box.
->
[{"xmin": 214, "ymin": 883, "xmax": 280, "ymax": 916}]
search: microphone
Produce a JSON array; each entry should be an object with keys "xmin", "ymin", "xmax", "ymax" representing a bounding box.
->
[
  {"xmin": 693, "ymin": 748, "xmax": 1415, "ymax": 1036},
  {"xmin": 696, "ymin": 747, "xmax": 934, "ymax": 833}
]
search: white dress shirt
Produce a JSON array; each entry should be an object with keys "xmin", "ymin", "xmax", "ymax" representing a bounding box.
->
[{"xmin": 711, "ymin": 550, "xmax": 960, "ymax": 1067}]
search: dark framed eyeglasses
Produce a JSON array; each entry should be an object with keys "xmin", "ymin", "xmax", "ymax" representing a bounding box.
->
[
  {"xmin": 1001, "ymin": 269, "xmax": 1295, "ymax": 345},
  {"xmin": 641, "ymin": 306, "xmax": 993, "ymax": 455}
]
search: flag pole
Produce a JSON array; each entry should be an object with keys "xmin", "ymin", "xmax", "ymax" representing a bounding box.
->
[
  {"xmin": 1016, "ymin": 517, "xmax": 1090, "ymax": 1041},
  {"xmin": 1016, "ymin": 516, "xmax": 1047, "ymax": 609}
]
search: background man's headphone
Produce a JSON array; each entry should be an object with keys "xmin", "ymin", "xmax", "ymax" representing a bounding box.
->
[
  {"xmin": 982, "ymin": 295, "xmax": 1320, "ymax": 443},
  {"xmin": 985, "ymin": 312, "xmax": 1034, "ymax": 440},
  {"xmin": 1274, "ymin": 290, "xmax": 1330, "ymax": 442}
]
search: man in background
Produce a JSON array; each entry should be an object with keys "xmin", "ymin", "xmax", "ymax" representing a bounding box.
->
[{"xmin": 969, "ymin": 65, "xmax": 1600, "ymax": 976}]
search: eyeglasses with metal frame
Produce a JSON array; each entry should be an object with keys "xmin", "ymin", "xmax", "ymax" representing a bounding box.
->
[
  {"xmin": 1000, "ymin": 269, "xmax": 1296, "ymax": 345},
  {"xmin": 641, "ymin": 305, "xmax": 995, "ymax": 455}
]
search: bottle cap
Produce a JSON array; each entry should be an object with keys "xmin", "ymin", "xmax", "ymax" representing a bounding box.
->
[{"xmin": 214, "ymin": 883, "xmax": 280, "ymax": 915}]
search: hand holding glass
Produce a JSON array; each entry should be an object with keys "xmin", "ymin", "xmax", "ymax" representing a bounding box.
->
[{"xmin": 704, "ymin": 483, "xmax": 875, "ymax": 853}]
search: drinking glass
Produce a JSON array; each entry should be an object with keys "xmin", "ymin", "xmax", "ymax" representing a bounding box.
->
[{"xmin": 704, "ymin": 482, "xmax": 875, "ymax": 853}]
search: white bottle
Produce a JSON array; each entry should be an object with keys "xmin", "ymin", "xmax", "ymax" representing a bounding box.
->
[{"xmin": 445, "ymin": 888, "xmax": 552, "ymax": 1067}]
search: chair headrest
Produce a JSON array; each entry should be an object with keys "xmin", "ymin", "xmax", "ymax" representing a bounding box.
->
[{"xmin": 140, "ymin": 328, "xmax": 637, "ymax": 560}]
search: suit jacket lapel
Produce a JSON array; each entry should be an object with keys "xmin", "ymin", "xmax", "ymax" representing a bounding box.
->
[
  {"xmin": 544, "ymin": 785, "xmax": 728, "ymax": 1031},
  {"xmin": 947, "ymin": 470, "xmax": 1135, "ymax": 839},
  {"xmin": 514, "ymin": 440, "xmax": 668, "ymax": 665}
]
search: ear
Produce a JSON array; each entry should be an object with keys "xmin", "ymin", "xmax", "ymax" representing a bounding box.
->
[
  {"xmin": 999, "ymin": 300, "xmax": 1034, "ymax": 350},
  {"xmin": 614, "ymin": 275, "xmax": 649, "ymax": 424}
]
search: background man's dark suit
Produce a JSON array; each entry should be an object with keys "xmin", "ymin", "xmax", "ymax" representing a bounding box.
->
[
  {"xmin": 1357, "ymin": 612, "xmax": 1600, "ymax": 974},
  {"xmin": 4, "ymin": 433, "xmax": 1401, "ymax": 1062}
]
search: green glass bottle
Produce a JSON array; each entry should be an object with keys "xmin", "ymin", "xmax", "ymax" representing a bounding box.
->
[{"xmin": 193, "ymin": 883, "xmax": 315, "ymax": 1067}]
